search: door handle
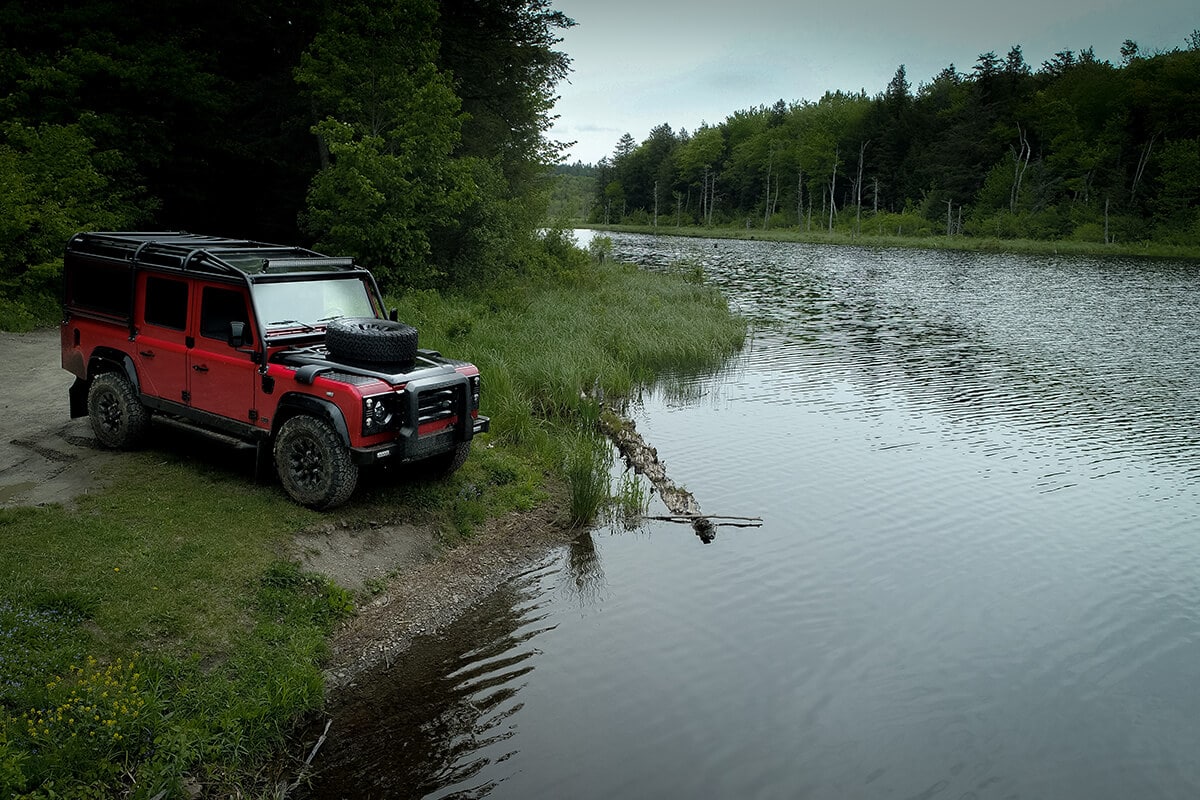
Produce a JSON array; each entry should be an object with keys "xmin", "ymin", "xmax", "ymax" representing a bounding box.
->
[
  {"xmin": 192, "ymin": 364, "xmax": 209, "ymax": 373},
  {"xmin": 139, "ymin": 350, "xmax": 155, "ymax": 358}
]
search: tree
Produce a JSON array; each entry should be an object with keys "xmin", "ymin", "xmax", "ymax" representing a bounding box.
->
[
  {"xmin": 676, "ymin": 126, "xmax": 724, "ymax": 224},
  {"xmin": 1121, "ymin": 40, "xmax": 1140, "ymax": 65},
  {"xmin": 0, "ymin": 123, "xmax": 144, "ymax": 280},
  {"xmin": 437, "ymin": 0, "xmax": 574, "ymax": 172},
  {"xmin": 1152, "ymin": 137, "xmax": 1200, "ymax": 230},
  {"xmin": 613, "ymin": 133, "xmax": 637, "ymax": 162},
  {"xmin": 296, "ymin": 0, "xmax": 473, "ymax": 288}
]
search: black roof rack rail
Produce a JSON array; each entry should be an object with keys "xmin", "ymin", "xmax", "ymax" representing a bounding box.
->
[{"xmin": 66, "ymin": 231, "xmax": 364, "ymax": 279}]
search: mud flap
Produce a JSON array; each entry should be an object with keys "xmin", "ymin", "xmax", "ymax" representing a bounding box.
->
[
  {"xmin": 254, "ymin": 440, "xmax": 271, "ymax": 483},
  {"xmin": 69, "ymin": 377, "xmax": 89, "ymax": 419}
]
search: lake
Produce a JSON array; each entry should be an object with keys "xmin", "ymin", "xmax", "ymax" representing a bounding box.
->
[{"xmin": 303, "ymin": 232, "xmax": 1200, "ymax": 799}]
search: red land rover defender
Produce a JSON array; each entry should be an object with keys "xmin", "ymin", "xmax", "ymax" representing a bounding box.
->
[{"xmin": 60, "ymin": 231, "xmax": 489, "ymax": 509}]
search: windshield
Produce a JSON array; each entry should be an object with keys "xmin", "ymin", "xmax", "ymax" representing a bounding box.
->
[{"xmin": 253, "ymin": 277, "xmax": 376, "ymax": 331}]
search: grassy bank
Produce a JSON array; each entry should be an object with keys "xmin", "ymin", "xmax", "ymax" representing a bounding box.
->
[
  {"xmin": 0, "ymin": 248, "xmax": 745, "ymax": 797},
  {"xmin": 585, "ymin": 223, "xmax": 1200, "ymax": 261}
]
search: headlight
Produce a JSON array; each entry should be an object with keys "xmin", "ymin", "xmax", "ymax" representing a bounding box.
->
[
  {"xmin": 470, "ymin": 376, "xmax": 481, "ymax": 411},
  {"xmin": 362, "ymin": 393, "xmax": 396, "ymax": 435}
]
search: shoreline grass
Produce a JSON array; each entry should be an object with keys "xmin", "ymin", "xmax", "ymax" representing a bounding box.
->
[
  {"xmin": 0, "ymin": 246, "xmax": 746, "ymax": 797},
  {"xmin": 581, "ymin": 222, "xmax": 1200, "ymax": 261}
]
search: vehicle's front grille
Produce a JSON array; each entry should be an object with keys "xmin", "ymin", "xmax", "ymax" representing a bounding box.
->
[{"xmin": 416, "ymin": 385, "xmax": 459, "ymax": 426}]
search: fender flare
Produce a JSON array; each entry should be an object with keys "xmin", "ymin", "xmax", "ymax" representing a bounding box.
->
[
  {"xmin": 87, "ymin": 348, "xmax": 140, "ymax": 391},
  {"xmin": 72, "ymin": 349, "xmax": 140, "ymax": 419},
  {"xmin": 272, "ymin": 393, "xmax": 352, "ymax": 448}
]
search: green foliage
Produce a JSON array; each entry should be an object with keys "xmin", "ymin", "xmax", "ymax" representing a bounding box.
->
[
  {"xmin": 589, "ymin": 42, "xmax": 1200, "ymax": 248},
  {"xmin": 0, "ymin": 0, "xmax": 574, "ymax": 296},
  {"xmin": 0, "ymin": 483, "xmax": 346, "ymax": 796},
  {"xmin": 0, "ymin": 123, "xmax": 144, "ymax": 283},
  {"xmin": 296, "ymin": 0, "xmax": 474, "ymax": 289},
  {"xmin": 587, "ymin": 235, "xmax": 614, "ymax": 262}
]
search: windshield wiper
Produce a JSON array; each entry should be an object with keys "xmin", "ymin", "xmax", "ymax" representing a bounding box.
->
[
  {"xmin": 316, "ymin": 314, "xmax": 345, "ymax": 323},
  {"xmin": 267, "ymin": 319, "xmax": 315, "ymax": 331}
]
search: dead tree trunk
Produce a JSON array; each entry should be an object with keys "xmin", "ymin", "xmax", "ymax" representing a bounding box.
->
[
  {"xmin": 796, "ymin": 169, "xmax": 804, "ymax": 229},
  {"xmin": 855, "ymin": 140, "xmax": 869, "ymax": 237},
  {"xmin": 707, "ymin": 173, "xmax": 717, "ymax": 226},
  {"xmin": 1010, "ymin": 123, "xmax": 1031, "ymax": 214},
  {"xmin": 828, "ymin": 146, "xmax": 839, "ymax": 234},
  {"xmin": 763, "ymin": 148, "xmax": 773, "ymax": 228},
  {"xmin": 1131, "ymin": 133, "xmax": 1157, "ymax": 204}
]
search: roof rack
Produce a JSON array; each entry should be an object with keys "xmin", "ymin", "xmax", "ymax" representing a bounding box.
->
[{"xmin": 66, "ymin": 231, "xmax": 363, "ymax": 279}]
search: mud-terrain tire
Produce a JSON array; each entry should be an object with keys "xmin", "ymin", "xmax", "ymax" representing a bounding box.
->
[
  {"xmin": 274, "ymin": 415, "xmax": 358, "ymax": 509},
  {"xmin": 326, "ymin": 317, "xmax": 419, "ymax": 365},
  {"xmin": 426, "ymin": 441, "xmax": 471, "ymax": 478},
  {"xmin": 87, "ymin": 371, "xmax": 150, "ymax": 449}
]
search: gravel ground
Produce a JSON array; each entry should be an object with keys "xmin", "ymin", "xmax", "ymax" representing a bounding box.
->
[{"xmin": 0, "ymin": 328, "xmax": 120, "ymax": 507}]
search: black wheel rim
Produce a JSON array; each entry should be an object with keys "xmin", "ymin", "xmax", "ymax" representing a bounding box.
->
[
  {"xmin": 286, "ymin": 434, "xmax": 326, "ymax": 490},
  {"xmin": 96, "ymin": 389, "xmax": 121, "ymax": 435}
]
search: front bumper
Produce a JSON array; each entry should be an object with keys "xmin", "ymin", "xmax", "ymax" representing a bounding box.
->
[{"xmin": 350, "ymin": 414, "xmax": 489, "ymax": 466}]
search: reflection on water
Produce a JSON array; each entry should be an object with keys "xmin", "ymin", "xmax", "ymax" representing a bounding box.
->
[
  {"xmin": 304, "ymin": 535, "xmax": 610, "ymax": 800},
  {"xmin": 303, "ymin": 562, "xmax": 555, "ymax": 799},
  {"xmin": 304, "ymin": 235, "xmax": 1200, "ymax": 799}
]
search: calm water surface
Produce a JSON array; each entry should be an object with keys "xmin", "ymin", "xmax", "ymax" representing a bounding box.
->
[{"xmin": 305, "ymin": 234, "xmax": 1200, "ymax": 799}]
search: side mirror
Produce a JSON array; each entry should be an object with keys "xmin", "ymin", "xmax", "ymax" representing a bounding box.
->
[
  {"xmin": 228, "ymin": 320, "xmax": 246, "ymax": 348},
  {"xmin": 388, "ymin": 307, "xmax": 399, "ymax": 322}
]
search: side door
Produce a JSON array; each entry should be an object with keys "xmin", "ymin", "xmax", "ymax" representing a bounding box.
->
[
  {"xmin": 132, "ymin": 274, "xmax": 190, "ymax": 404},
  {"xmin": 186, "ymin": 282, "xmax": 259, "ymax": 424}
]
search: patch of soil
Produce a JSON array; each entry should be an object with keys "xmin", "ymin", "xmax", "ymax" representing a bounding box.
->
[{"xmin": 292, "ymin": 521, "xmax": 439, "ymax": 594}]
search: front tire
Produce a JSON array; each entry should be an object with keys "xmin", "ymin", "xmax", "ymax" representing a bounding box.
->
[
  {"xmin": 87, "ymin": 371, "xmax": 150, "ymax": 449},
  {"xmin": 274, "ymin": 415, "xmax": 358, "ymax": 509}
]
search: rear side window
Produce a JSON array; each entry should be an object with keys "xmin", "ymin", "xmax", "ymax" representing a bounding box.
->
[
  {"xmin": 65, "ymin": 257, "xmax": 129, "ymax": 318},
  {"xmin": 200, "ymin": 286, "xmax": 250, "ymax": 340},
  {"xmin": 144, "ymin": 277, "xmax": 188, "ymax": 330}
]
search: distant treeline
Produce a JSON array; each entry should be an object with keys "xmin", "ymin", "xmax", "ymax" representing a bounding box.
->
[
  {"xmin": 0, "ymin": 0, "xmax": 572, "ymax": 295},
  {"xmin": 571, "ymin": 38, "xmax": 1200, "ymax": 246}
]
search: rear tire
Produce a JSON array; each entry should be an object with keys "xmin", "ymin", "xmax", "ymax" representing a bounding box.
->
[
  {"xmin": 274, "ymin": 415, "xmax": 358, "ymax": 509},
  {"xmin": 87, "ymin": 371, "xmax": 149, "ymax": 449}
]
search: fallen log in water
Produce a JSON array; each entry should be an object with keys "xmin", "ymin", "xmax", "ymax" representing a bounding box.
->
[
  {"xmin": 646, "ymin": 514, "xmax": 764, "ymax": 529},
  {"xmin": 597, "ymin": 406, "xmax": 760, "ymax": 543}
]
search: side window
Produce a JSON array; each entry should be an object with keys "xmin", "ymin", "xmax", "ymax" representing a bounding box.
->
[
  {"xmin": 65, "ymin": 257, "xmax": 129, "ymax": 318},
  {"xmin": 199, "ymin": 286, "xmax": 250, "ymax": 341},
  {"xmin": 144, "ymin": 277, "xmax": 188, "ymax": 330}
]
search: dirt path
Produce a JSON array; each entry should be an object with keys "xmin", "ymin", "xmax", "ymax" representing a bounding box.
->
[{"xmin": 0, "ymin": 328, "xmax": 119, "ymax": 507}]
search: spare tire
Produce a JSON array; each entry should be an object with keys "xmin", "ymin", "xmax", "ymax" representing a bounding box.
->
[{"xmin": 326, "ymin": 317, "xmax": 419, "ymax": 365}]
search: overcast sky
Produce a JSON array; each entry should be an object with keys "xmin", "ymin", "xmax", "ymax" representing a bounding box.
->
[{"xmin": 547, "ymin": 0, "xmax": 1198, "ymax": 165}]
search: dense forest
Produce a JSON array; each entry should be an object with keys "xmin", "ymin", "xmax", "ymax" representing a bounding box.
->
[
  {"xmin": 0, "ymin": 0, "xmax": 573, "ymax": 311},
  {"xmin": 583, "ymin": 37, "xmax": 1200, "ymax": 246}
]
